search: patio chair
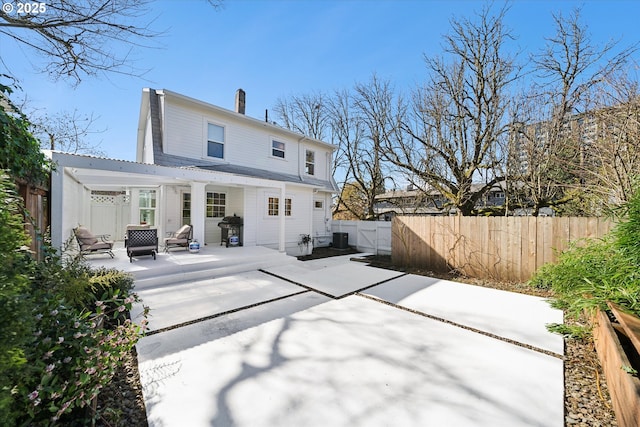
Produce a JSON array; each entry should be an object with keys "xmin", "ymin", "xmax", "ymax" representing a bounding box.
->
[
  {"xmin": 163, "ymin": 224, "xmax": 193, "ymax": 252},
  {"xmin": 73, "ymin": 226, "xmax": 115, "ymax": 258},
  {"xmin": 125, "ymin": 228, "xmax": 158, "ymax": 262}
]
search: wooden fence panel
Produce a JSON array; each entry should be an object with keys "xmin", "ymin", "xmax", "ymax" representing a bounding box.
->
[{"xmin": 392, "ymin": 216, "xmax": 614, "ymax": 282}]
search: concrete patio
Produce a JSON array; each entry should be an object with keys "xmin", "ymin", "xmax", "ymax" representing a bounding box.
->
[{"xmin": 88, "ymin": 245, "xmax": 565, "ymax": 427}]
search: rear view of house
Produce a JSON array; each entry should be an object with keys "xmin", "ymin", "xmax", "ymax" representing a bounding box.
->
[{"xmin": 49, "ymin": 88, "xmax": 337, "ymax": 254}]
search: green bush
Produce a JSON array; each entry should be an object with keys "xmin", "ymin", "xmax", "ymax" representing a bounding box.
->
[
  {"xmin": 531, "ymin": 182, "xmax": 640, "ymax": 321},
  {"xmin": 0, "ymin": 174, "xmax": 147, "ymax": 425},
  {"xmin": 0, "ymin": 173, "xmax": 36, "ymax": 424},
  {"xmin": 14, "ymin": 284, "xmax": 145, "ymax": 425}
]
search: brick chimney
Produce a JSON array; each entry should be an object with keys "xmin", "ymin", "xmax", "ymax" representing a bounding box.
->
[{"xmin": 235, "ymin": 88, "xmax": 246, "ymax": 114}]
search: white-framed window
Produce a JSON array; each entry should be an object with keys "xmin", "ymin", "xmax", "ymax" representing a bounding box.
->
[
  {"xmin": 139, "ymin": 189, "xmax": 156, "ymax": 225},
  {"xmin": 267, "ymin": 196, "xmax": 279, "ymax": 216},
  {"xmin": 267, "ymin": 196, "xmax": 292, "ymax": 216},
  {"xmin": 285, "ymin": 198, "xmax": 292, "ymax": 216},
  {"xmin": 206, "ymin": 192, "xmax": 226, "ymax": 218},
  {"xmin": 207, "ymin": 123, "xmax": 225, "ymax": 159},
  {"xmin": 271, "ymin": 140, "xmax": 285, "ymax": 159},
  {"xmin": 305, "ymin": 150, "xmax": 315, "ymax": 175},
  {"xmin": 182, "ymin": 192, "xmax": 191, "ymax": 225},
  {"xmin": 314, "ymin": 200, "xmax": 324, "ymax": 209}
]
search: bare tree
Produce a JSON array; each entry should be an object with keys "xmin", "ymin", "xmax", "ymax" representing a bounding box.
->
[
  {"xmin": 0, "ymin": 0, "xmax": 223, "ymax": 84},
  {"xmin": 384, "ymin": 5, "xmax": 516, "ymax": 215},
  {"xmin": 328, "ymin": 76, "xmax": 397, "ymax": 219},
  {"xmin": 512, "ymin": 7, "xmax": 636, "ymax": 215},
  {"xmin": 273, "ymin": 92, "xmax": 329, "ymax": 140},
  {"xmin": 30, "ymin": 109, "xmax": 106, "ymax": 156},
  {"xmin": 584, "ymin": 70, "xmax": 640, "ymax": 209},
  {"xmin": 274, "ymin": 77, "xmax": 396, "ymax": 220}
]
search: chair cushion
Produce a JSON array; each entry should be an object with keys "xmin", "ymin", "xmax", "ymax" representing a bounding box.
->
[
  {"xmin": 75, "ymin": 227, "xmax": 98, "ymax": 245},
  {"xmin": 165, "ymin": 238, "xmax": 188, "ymax": 245},
  {"xmin": 87, "ymin": 242, "xmax": 112, "ymax": 250},
  {"xmin": 175, "ymin": 225, "xmax": 192, "ymax": 239},
  {"xmin": 126, "ymin": 224, "xmax": 151, "ymax": 231}
]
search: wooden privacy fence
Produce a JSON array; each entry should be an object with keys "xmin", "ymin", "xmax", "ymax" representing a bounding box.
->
[{"xmin": 392, "ymin": 216, "xmax": 615, "ymax": 282}]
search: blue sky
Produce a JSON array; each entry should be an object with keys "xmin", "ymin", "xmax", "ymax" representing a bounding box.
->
[{"xmin": 2, "ymin": 0, "xmax": 640, "ymax": 161}]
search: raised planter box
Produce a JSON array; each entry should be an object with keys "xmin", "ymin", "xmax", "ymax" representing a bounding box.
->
[{"xmin": 592, "ymin": 307, "xmax": 640, "ymax": 427}]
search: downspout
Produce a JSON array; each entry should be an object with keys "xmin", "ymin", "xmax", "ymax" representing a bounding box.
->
[
  {"xmin": 279, "ymin": 183, "xmax": 286, "ymax": 252},
  {"xmin": 297, "ymin": 136, "xmax": 307, "ymax": 183}
]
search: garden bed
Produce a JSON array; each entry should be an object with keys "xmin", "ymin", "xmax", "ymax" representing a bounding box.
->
[{"xmin": 592, "ymin": 305, "xmax": 640, "ymax": 427}]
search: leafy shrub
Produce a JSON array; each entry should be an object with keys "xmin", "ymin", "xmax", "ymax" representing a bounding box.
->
[
  {"xmin": 14, "ymin": 286, "xmax": 145, "ymax": 425},
  {"xmin": 0, "ymin": 173, "xmax": 36, "ymax": 424},
  {"xmin": 34, "ymin": 256, "xmax": 135, "ymax": 317},
  {"xmin": 0, "ymin": 174, "xmax": 147, "ymax": 425},
  {"xmin": 613, "ymin": 178, "xmax": 640, "ymax": 265},
  {"xmin": 531, "ymin": 182, "xmax": 640, "ymax": 322},
  {"xmin": 0, "ymin": 82, "xmax": 51, "ymax": 185}
]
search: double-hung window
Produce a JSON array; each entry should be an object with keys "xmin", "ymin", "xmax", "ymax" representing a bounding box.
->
[
  {"xmin": 139, "ymin": 189, "xmax": 156, "ymax": 225},
  {"xmin": 207, "ymin": 123, "xmax": 225, "ymax": 159},
  {"xmin": 305, "ymin": 150, "xmax": 315, "ymax": 175},
  {"xmin": 272, "ymin": 140, "xmax": 285, "ymax": 158},
  {"xmin": 182, "ymin": 193, "xmax": 191, "ymax": 225},
  {"xmin": 206, "ymin": 192, "xmax": 226, "ymax": 218}
]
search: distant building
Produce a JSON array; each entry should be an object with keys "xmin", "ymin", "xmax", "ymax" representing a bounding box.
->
[{"xmin": 373, "ymin": 183, "xmax": 507, "ymax": 220}]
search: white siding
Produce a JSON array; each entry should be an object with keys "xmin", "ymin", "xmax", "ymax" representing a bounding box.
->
[
  {"xmin": 62, "ymin": 169, "xmax": 88, "ymax": 246},
  {"xmin": 312, "ymin": 192, "xmax": 332, "ymax": 246},
  {"xmin": 255, "ymin": 187, "xmax": 315, "ymax": 255},
  {"xmin": 164, "ymin": 103, "xmax": 203, "ymax": 160},
  {"xmin": 302, "ymin": 143, "xmax": 330, "ymax": 181},
  {"xmin": 163, "ymin": 96, "xmax": 333, "ymax": 177},
  {"xmin": 243, "ymin": 187, "xmax": 258, "ymax": 247}
]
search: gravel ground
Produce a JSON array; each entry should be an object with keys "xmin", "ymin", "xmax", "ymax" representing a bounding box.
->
[{"xmin": 95, "ymin": 249, "xmax": 618, "ymax": 427}]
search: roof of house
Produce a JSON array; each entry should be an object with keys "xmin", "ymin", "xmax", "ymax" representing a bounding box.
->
[
  {"xmin": 138, "ymin": 88, "xmax": 337, "ymax": 153},
  {"xmin": 137, "ymin": 88, "xmax": 338, "ymax": 192},
  {"xmin": 196, "ymin": 163, "xmax": 338, "ymax": 192},
  {"xmin": 376, "ymin": 182, "xmax": 507, "ymax": 200},
  {"xmin": 47, "ymin": 151, "xmax": 337, "ymax": 192}
]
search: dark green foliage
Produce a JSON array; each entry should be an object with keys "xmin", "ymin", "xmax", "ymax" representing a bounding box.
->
[
  {"xmin": 612, "ymin": 178, "xmax": 640, "ymax": 265},
  {"xmin": 0, "ymin": 106, "xmax": 144, "ymax": 423},
  {"xmin": 531, "ymin": 182, "xmax": 640, "ymax": 323},
  {"xmin": 0, "ymin": 80, "xmax": 51, "ymax": 185},
  {"xmin": 0, "ymin": 173, "xmax": 36, "ymax": 424},
  {"xmin": 0, "ymin": 81, "xmax": 146, "ymax": 425}
]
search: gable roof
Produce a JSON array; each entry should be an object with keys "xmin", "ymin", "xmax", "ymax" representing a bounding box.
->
[
  {"xmin": 137, "ymin": 88, "xmax": 338, "ymax": 192},
  {"xmin": 137, "ymin": 88, "xmax": 336, "ymax": 157}
]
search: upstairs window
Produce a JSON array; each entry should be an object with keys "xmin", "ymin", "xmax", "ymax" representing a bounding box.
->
[
  {"xmin": 207, "ymin": 123, "xmax": 225, "ymax": 159},
  {"xmin": 305, "ymin": 150, "xmax": 315, "ymax": 175},
  {"xmin": 272, "ymin": 140, "xmax": 285, "ymax": 158}
]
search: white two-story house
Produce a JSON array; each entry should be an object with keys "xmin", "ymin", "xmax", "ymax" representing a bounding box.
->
[{"xmin": 48, "ymin": 88, "xmax": 338, "ymax": 255}]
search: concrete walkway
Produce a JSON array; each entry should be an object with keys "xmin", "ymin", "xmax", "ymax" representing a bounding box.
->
[{"xmin": 92, "ymin": 248, "xmax": 564, "ymax": 426}]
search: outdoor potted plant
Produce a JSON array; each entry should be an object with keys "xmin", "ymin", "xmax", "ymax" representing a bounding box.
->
[{"xmin": 298, "ymin": 234, "xmax": 313, "ymax": 255}]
